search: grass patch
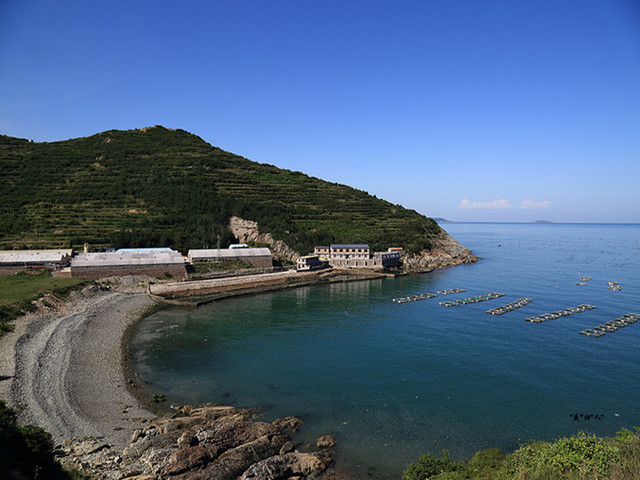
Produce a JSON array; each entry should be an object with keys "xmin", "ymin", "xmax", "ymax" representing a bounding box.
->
[
  {"xmin": 0, "ymin": 270, "xmax": 87, "ymax": 331},
  {"xmin": 0, "ymin": 270, "xmax": 85, "ymax": 307}
]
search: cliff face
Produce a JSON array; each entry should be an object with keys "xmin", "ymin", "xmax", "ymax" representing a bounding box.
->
[{"xmin": 229, "ymin": 216, "xmax": 299, "ymax": 262}]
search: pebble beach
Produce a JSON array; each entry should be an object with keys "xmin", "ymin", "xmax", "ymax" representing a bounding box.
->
[{"xmin": 0, "ymin": 284, "xmax": 157, "ymax": 449}]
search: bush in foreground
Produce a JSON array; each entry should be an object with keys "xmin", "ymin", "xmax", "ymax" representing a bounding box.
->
[
  {"xmin": 0, "ymin": 400, "xmax": 72, "ymax": 479},
  {"xmin": 404, "ymin": 429, "xmax": 640, "ymax": 480}
]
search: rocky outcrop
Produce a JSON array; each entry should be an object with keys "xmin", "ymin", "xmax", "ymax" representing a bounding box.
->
[
  {"xmin": 241, "ymin": 452, "xmax": 330, "ymax": 479},
  {"xmin": 56, "ymin": 405, "xmax": 341, "ymax": 480},
  {"xmin": 229, "ymin": 216, "xmax": 299, "ymax": 262},
  {"xmin": 402, "ymin": 228, "xmax": 478, "ymax": 271}
]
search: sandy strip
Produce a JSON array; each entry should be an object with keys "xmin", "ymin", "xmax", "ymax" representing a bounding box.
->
[{"xmin": 0, "ymin": 288, "xmax": 157, "ymax": 449}]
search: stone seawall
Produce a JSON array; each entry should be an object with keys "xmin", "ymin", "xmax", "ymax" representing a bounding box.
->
[{"xmin": 149, "ymin": 270, "xmax": 317, "ymax": 298}]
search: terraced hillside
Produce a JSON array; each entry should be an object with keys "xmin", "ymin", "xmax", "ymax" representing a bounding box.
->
[{"xmin": 0, "ymin": 126, "xmax": 443, "ymax": 255}]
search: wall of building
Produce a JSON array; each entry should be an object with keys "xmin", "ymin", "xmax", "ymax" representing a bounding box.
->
[
  {"xmin": 193, "ymin": 255, "xmax": 272, "ymax": 268},
  {"xmin": 330, "ymin": 258, "xmax": 382, "ymax": 268},
  {"xmin": 244, "ymin": 256, "xmax": 273, "ymax": 269},
  {"xmin": 0, "ymin": 266, "xmax": 39, "ymax": 276},
  {"xmin": 71, "ymin": 264, "xmax": 187, "ymax": 279}
]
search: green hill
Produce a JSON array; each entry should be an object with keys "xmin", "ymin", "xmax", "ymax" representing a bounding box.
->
[{"xmin": 0, "ymin": 126, "xmax": 443, "ymax": 255}]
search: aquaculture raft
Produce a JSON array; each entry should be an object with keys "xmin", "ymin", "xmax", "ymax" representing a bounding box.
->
[
  {"xmin": 607, "ymin": 281, "xmax": 621, "ymax": 291},
  {"xmin": 437, "ymin": 288, "xmax": 466, "ymax": 295},
  {"xmin": 580, "ymin": 313, "xmax": 639, "ymax": 338},
  {"xmin": 486, "ymin": 297, "xmax": 533, "ymax": 315},
  {"xmin": 439, "ymin": 292, "xmax": 504, "ymax": 307},
  {"xmin": 525, "ymin": 304, "xmax": 595, "ymax": 323},
  {"xmin": 392, "ymin": 292, "xmax": 438, "ymax": 303}
]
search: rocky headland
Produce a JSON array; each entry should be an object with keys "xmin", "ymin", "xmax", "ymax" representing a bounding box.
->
[{"xmin": 401, "ymin": 229, "xmax": 478, "ymax": 271}]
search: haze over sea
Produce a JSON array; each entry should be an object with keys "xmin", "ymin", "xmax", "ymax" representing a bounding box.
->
[{"xmin": 131, "ymin": 223, "xmax": 640, "ymax": 478}]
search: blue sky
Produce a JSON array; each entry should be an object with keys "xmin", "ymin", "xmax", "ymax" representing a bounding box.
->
[{"xmin": 1, "ymin": 1, "xmax": 639, "ymax": 222}]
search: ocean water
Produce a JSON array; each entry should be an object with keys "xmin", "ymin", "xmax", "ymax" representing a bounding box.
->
[{"xmin": 130, "ymin": 223, "xmax": 640, "ymax": 478}]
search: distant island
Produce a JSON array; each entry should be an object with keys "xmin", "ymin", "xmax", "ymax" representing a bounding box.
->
[{"xmin": 534, "ymin": 220, "xmax": 555, "ymax": 224}]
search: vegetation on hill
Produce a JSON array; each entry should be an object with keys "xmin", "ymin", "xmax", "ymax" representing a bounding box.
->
[
  {"xmin": 403, "ymin": 429, "xmax": 640, "ymax": 480},
  {"xmin": 0, "ymin": 126, "xmax": 441, "ymax": 254}
]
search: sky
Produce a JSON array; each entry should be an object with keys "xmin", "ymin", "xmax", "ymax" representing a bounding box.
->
[{"xmin": 1, "ymin": 1, "xmax": 639, "ymax": 223}]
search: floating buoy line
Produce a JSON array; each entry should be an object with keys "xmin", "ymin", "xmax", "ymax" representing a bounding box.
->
[
  {"xmin": 392, "ymin": 292, "xmax": 438, "ymax": 303},
  {"xmin": 486, "ymin": 297, "xmax": 533, "ymax": 315},
  {"xmin": 439, "ymin": 292, "xmax": 504, "ymax": 307},
  {"xmin": 525, "ymin": 304, "xmax": 596, "ymax": 323},
  {"xmin": 437, "ymin": 288, "xmax": 466, "ymax": 295},
  {"xmin": 580, "ymin": 313, "xmax": 639, "ymax": 338},
  {"xmin": 391, "ymin": 288, "xmax": 467, "ymax": 303},
  {"xmin": 390, "ymin": 278, "xmax": 631, "ymax": 337}
]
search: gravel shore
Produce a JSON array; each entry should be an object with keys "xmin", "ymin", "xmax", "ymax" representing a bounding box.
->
[{"xmin": 0, "ymin": 286, "xmax": 157, "ymax": 449}]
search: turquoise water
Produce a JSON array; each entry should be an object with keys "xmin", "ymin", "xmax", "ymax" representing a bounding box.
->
[{"xmin": 131, "ymin": 223, "xmax": 640, "ymax": 478}]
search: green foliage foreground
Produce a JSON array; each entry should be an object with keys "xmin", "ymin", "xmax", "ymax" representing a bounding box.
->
[
  {"xmin": 0, "ymin": 400, "xmax": 73, "ymax": 480},
  {"xmin": 403, "ymin": 429, "xmax": 640, "ymax": 480}
]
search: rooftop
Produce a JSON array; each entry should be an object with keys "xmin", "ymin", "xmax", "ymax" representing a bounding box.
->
[
  {"xmin": 117, "ymin": 247, "xmax": 174, "ymax": 253},
  {"xmin": 71, "ymin": 250, "xmax": 185, "ymax": 268},
  {"xmin": 188, "ymin": 248, "xmax": 272, "ymax": 260},
  {"xmin": 330, "ymin": 244, "xmax": 370, "ymax": 249},
  {"xmin": 0, "ymin": 250, "xmax": 72, "ymax": 265}
]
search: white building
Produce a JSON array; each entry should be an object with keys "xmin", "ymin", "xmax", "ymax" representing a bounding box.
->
[{"xmin": 296, "ymin": 255, "xmax": 329, "ymax": 272}]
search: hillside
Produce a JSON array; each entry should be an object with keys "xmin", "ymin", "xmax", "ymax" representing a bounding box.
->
[{"xmin": 0, "ymin": 126, "xmax": 468, "ymax": 259}]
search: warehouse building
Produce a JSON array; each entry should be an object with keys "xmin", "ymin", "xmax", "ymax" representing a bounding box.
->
[
  {"xmin": 70, "ymin": 250, "xmax": 187, "ymax": 278},
  {"xmin": 187, "ymin": 247, "xmax": 273, "ymax": 269},
  {"xmin": 0, "ymin": 249, "xmax": 72, "ymax": 275}
]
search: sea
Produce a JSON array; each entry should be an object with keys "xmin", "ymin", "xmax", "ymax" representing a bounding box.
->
[{"xmin": 130, "ymin": 223, "xmax": 640, "ymax": 478}]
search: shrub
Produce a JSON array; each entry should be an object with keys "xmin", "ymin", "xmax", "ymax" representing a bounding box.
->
[
  {"xmin": 0, "ymin": 400, "xmax": 70, "ymax": 479},
  {"xmin": 403, "ymin": 450, "xmax": 461, "ymax": 480},
  {"xmin": 406, "ymin": 430, "xmax": 640, "ymax": 480}
]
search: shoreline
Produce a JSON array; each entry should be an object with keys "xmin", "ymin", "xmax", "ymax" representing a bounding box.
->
[
  {"xmin": 0, "ymin": 264, "xmax": 470, "ymax": 478},
  {"xmin": 0, "ymin": 286, "xmax": 159, "ymax": 449},
  {"xmin": 119, "ymin": 299, "xmax": 177, "ymax": 417},
  {"xmin": 0, "ymin": 274, "xmax": 381, "ymax": 479}
]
